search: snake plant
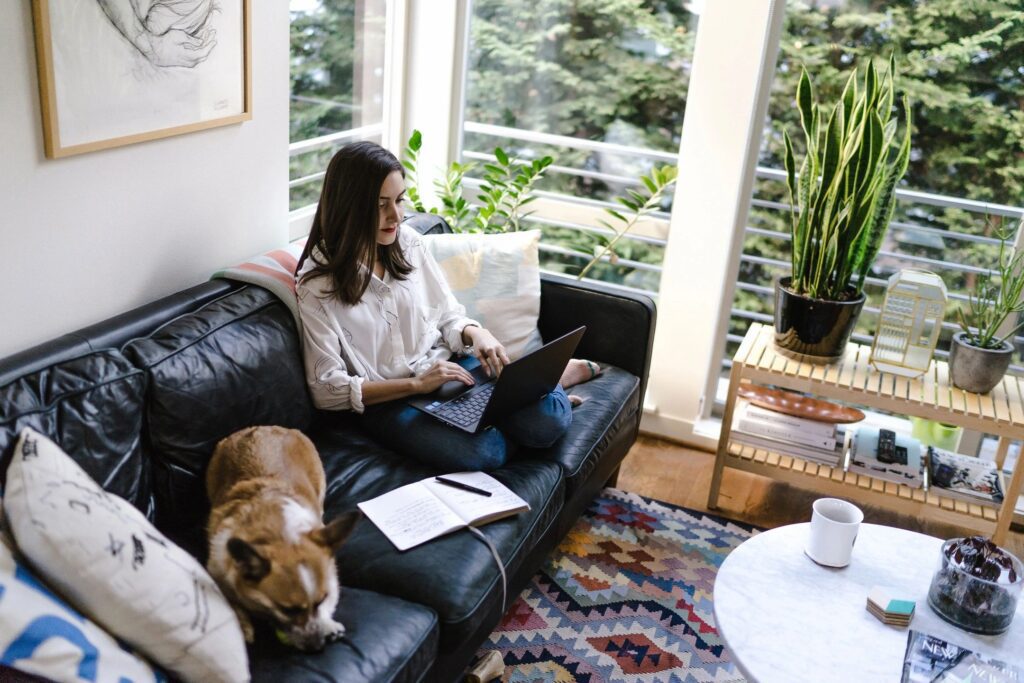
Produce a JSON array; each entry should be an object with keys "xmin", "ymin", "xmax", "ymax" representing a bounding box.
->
[{"xmin": 783, "ymin": 55, "xmax": 912, "ymax": 301}]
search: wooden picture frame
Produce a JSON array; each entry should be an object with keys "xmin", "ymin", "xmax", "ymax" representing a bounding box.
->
[{"xmin": 31, "ymin": 0, "xmax": 252, "ymax": 159}]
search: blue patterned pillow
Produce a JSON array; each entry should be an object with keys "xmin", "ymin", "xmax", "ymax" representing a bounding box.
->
[{"xmin": 0, "ymin": 530, "xmax": 164, "ymax": 682}]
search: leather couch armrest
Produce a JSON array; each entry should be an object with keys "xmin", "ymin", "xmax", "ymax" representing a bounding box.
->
[{"xmin": 538, "ymin": 272, "xmax": 656, "ymax": 399}]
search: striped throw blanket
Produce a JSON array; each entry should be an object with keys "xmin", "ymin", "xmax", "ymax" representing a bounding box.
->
[{"xmin": 211, "ymin": 239, "xmax": 307, "ymax": 333}]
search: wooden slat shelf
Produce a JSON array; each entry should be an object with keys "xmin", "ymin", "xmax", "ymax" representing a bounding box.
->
[
  {"xmin": 710, "ymin": 323, "xmax": 1023, "ymax": 545},
  {"xmin": 725, "ymin": 443, "xmax": 1000, "ymax": 527},
  {"xmin": 736, "ymin": 324, "xmax": 1024, "ymax": 438}
]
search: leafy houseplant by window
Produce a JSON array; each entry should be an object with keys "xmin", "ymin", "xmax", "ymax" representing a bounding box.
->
[
  {"xmin": 950, "ymin": 224, "xmax": 1024, "ymax": 394},
  {"xmin": 402, "ymin": 129, "xmax": 552, "ymax": 234},
  {"xmin": 776, "ymin": 56, "xmax": 912, "ymax": 361},
  {"xmin": 401, "ymin": 130, "xmax": 675, "ymax": 280}
]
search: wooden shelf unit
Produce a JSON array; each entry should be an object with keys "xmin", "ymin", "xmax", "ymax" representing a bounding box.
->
[{"xmin": 709, "ymin": 323, "xmax": 1024, "ymax": 545}]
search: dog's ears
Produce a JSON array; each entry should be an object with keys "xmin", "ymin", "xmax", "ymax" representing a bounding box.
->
[
  {"xmin": 227, "ymin": 537, "xmax": 271, "ymax": 583},
  {"xmin": 310, "ymin": 510, "xmax": 361, "ymax": 551}
]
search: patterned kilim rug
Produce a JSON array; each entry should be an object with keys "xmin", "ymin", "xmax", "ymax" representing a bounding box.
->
[{"xmin": 474, "ymin": 488, "xmax": 758, "ymax": 682}]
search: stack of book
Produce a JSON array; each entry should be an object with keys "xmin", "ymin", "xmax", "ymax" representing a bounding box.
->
[
  {"xmin": 927, "ymin": 447, "xmax": 1005, "ymax": 506},
  {"xmin": 730, "ymin": 399, "xmax": 845, "ymax": 467}
]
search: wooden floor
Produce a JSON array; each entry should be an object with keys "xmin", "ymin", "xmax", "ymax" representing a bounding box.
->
[{"xmin": 617, "ymin": 434, "xmax": 1024, "ymax": 558}]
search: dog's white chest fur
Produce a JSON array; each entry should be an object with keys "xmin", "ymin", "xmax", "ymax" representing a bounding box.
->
[{"xmin": 281, "ymin": 497, "xmax": 318, "ymax": 544}]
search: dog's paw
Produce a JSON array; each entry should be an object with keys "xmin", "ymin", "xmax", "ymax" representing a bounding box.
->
[{"xmin": 322, "ymin": 617, "xmax": 346, "ymax": 643}]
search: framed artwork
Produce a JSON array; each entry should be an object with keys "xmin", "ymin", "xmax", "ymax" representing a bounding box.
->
[{"xmin": 31, "ymin": 0, "xmax": 252, "ymax": 158}]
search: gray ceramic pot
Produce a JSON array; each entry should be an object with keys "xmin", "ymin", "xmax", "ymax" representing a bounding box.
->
[{"xmin": 948, "ymin": 332, "xmax": 1014, "ymax": 394}]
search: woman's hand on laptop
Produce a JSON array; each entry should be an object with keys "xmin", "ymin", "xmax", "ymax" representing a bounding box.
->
[
  {"xmin": 463, "ymin": 326, "xmax": 510, "ymax": 378},
  {"xmin": 414, "ymin": 361, "xmax": 476, "ymax": 394}
]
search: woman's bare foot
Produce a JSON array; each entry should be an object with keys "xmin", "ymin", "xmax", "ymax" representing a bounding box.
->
[{"xmin": 561, "ymin": 359, "xmax": 601, "ymax": 389}]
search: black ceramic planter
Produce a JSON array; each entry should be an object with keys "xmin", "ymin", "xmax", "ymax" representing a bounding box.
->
[
  {"xmin": 948, "ymin": 332, "xmax": 1014, "ymax": 394},
  {"xmin": 773, "ymin": 277, "xmax": 866, "ymax": 363}
]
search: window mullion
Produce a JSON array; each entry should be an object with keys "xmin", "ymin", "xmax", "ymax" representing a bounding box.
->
[{"xmin": 642, "ymin": 0, "xmax": 786, "ymax": 445}]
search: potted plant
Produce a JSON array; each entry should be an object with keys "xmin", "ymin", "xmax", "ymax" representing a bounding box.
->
[
  {"xmin": 950, "ymin": 223, "xmax": 1024, "ymax": 393},
  {"xmin": 777, "ymin": 56, "xmax": 912, "ymax": 361}
]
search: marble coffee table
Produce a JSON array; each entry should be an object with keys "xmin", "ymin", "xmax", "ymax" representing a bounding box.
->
[{"xmin": 713, "ymin": 523, "xmax": 1024, "ymax": 682}]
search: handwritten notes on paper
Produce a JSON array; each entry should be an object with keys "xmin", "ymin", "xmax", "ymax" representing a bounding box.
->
[
  {"xmin": 358, "ymin": 482, "xmax": 466, "ymax": 551},
  {"xmin": 358, "ymin": 472, "xmax": 530, "ymax": 551}
]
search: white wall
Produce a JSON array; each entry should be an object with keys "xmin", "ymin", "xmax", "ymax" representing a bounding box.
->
[{"xmin": 0, "ymin": 2, "xmax": 290, "ymax": 358}]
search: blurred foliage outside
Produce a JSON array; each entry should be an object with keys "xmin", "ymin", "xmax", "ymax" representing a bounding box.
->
[{"xmin": 289, "ymin": 0, "xmax": 384, "ymax": 211}]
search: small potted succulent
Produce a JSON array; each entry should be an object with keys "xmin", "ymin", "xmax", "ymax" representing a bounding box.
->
[
  {"xmin": 777, "ymin": 56, "xmax": 912, "ymax": 361},
  {"xmin": 951, "ymin": 223, "xmax": 1024, "ymax": 394}
]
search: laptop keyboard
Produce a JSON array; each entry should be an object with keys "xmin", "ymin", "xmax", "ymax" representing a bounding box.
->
[{"xmin": 429, "ymin": 383, "xmax": 495, "ymax": 427}]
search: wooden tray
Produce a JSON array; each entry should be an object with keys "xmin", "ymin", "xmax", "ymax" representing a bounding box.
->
[{"xmin": 738, "ymin": 385, "xmax": 865, "ymax": 424}]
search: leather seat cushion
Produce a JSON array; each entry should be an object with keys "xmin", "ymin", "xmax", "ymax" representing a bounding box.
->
[
  {"xmin": 309, "ymin": 415, "xmax": 565, "ymax": 649},
  {"xmin": 533, "ymin": 365, "xmax": 639, "ymax": 496},
  {"xmin": 251, "ymin": 587, "xmax": 438, "ymax": 683},
  {"xmin": 0, "ymin": 350, "xmax": 150, "ymax": 514},
  {"xmin": 124, "ymin": 286, "xmax": 313, "ymax": 531}
]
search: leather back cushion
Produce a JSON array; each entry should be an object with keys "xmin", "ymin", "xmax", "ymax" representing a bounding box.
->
[
  {"xmin": 0, "ymin": 350, "xmax": 150, "ymax": 513},
  {"xmin": 125, "ymin": 285, "xmax": 313, "ymax": 478}
]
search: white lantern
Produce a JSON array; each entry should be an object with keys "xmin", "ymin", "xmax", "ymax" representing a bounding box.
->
[{"xmin": 869, "ymin": 269, "xmax": 947, "ymax": 377}]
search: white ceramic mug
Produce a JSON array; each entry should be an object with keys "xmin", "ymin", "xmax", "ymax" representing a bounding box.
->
[{"xmin": 805, "ymin": 498, "xmax": 863, "ymax": 567}]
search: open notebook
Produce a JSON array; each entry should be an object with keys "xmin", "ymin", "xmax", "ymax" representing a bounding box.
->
[{"xmin": 357, "ymin": 472, "xmax": 530, "ymax": 551}]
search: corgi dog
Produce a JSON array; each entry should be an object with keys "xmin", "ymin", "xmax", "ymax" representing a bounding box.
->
[{"xmin": 206, "ymin": 426, "xmax": 360, "ymax": 651}]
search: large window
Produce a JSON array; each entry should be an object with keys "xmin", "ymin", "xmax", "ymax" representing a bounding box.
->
[
  {"xmin": 289, "ymin": 0, "xmax": 388, "ymax": 213},
  {"xmin": 719, "ymin": 0, "xmax": 1024, "ymax": 389},
  {"xmin": 455, "ymin": 0, "xmax": 699, "ymax": 295}
]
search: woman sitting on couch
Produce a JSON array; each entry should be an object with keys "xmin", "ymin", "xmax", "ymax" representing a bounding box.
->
[{"xmin": 294, "ymin": 142, "xmax": 598, "ymax": 471}]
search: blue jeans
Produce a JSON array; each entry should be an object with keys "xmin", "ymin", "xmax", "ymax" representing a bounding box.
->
[{"xmin": 360, "ymin": 356, "xmax": 571, "ymax": 471}]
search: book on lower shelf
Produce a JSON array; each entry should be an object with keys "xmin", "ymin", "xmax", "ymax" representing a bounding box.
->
[
  {"xmin": 848, "ymin": 427, "xmax": 925, "ymax": 489},
  {"xmin": 901, "ymin": 629, "xmax": 1022, "ymax": 682},
  {"xmin": 927, "ymin": 447, "xmax": 1005, "ymax": 506},
  {"xmin": 735, "ymin": 400, "xmax": 838, "ymax": 448},
  {"xmin": 358, "ymin": 472, "xmax": 530, "ymax": 551},
  {"xmin": 730, "ymin": 401, "xmax": 847, "ymax": 466}
]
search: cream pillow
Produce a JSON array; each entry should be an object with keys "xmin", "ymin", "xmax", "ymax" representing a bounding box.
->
[
  {"xmin": 3, "ymin": 428, "xmax": 249, "ymax": 683},
  {"xmin": 424, "ymin": 229, "xmax": 543, "ymax": 359}
]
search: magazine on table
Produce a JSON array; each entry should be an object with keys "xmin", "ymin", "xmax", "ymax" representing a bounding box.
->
[
  {"xmin": 901, "ymin": 629, "xmax": 1022, "ymax": 682},
  {"xmin": 927, "ymin": 447, "xmax": 1005, "ymax": 506}
]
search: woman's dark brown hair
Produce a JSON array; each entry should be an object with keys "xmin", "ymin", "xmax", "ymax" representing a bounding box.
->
[{"xmin": 296, "ymin": 141, "xmax": 412, "ymax": 305}]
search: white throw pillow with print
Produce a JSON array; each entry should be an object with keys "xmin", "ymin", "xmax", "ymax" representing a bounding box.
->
[
  {"xmin": 424, "ymin": 229, "xmax": 543, "ymax": 359},
  {"xmin": 3, "ymin": 428, "xmax": 249, "ymax": 683}
]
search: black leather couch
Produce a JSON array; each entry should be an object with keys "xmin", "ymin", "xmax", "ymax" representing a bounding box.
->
[{"xmin": 0, "ymin": 216, "xmax": 656, "ymax": 683}]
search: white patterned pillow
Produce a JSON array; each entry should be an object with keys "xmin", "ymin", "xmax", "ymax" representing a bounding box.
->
[
  {"xmin": 0, "ymin": 529, "xmax": 163, "ymax": 682},
  {"xmin": 3, "ymin": 428, "xmax": 249, "ymax": 683},
  {"xmin": 424, "ymin": 230, "xmax": 543, "ymax": 359}
]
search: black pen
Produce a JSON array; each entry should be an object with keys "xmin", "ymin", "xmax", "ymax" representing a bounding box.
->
[{"xmin": 434, "ymin": 476, "xmax": 492, "ymax": 497}]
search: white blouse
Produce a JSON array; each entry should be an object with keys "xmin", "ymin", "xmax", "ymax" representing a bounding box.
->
[{"xmin": 295, "ymin": 227, "xmax": 479, "ymax": 413}]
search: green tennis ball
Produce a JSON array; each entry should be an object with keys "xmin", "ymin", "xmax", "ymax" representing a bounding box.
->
[{"xmin": 275, "ymin": 629, "xmax": 291, "ymax": 646}]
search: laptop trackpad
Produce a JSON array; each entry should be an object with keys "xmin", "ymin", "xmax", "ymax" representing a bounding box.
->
[{"xmin": 432, "ymin": 364, "xmax": 491, "ymax": 400}]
